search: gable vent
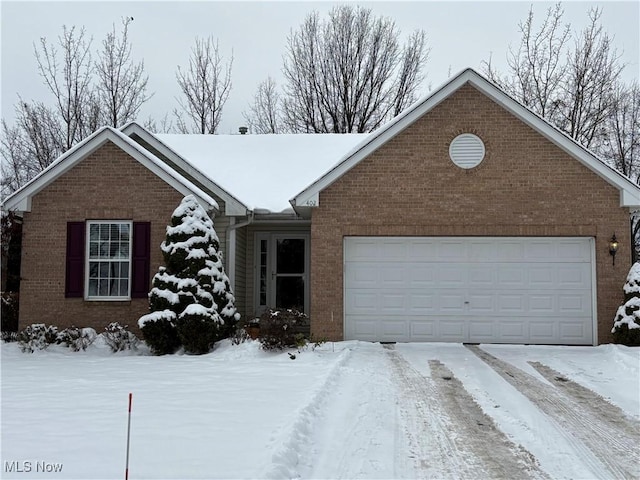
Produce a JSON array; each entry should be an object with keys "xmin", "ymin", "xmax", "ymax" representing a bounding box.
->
[{"xmin": 449, "ymin": 133, "xmax": 485, "ymax": 169}]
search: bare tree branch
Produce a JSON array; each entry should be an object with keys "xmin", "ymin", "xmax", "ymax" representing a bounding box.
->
[
  {"xmin": 555, "ymin": 7, "xmax": 624, "ymax": 149},
  {"xmin": 243, "ymin": 77, "xmax": 282, "ymax": 133},
  {"xmin": 601, "ymin": 81, "xmax": 640, "ymax": 181},
  {"xmin": 175, "ymin": 36, "xmax": 233, "ymax": 134},
  {"xmin": 281, "ymin": 5, "xmax": 429, "ymax": 133},
  {"xmin": 34, "ymin": 25, "xmax": 95, "ymax": 149},
  {"xmin": 96, "ymin": 16, "xmax": 151, "ymax": 127}
]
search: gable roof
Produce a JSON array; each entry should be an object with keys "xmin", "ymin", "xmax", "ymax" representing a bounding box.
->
[
  {"xmin": 156, "ymin": 132, "xmax": 368, "ymax": 213},
  {"xmin": 120, "ymin": 123, "xmax": 249, "ymax": 216},
  {"xmin": 2, "ymin": 126, "xmax": 219, "ymax": 213},
  {"xmin": 292, "ymin": 68, "xmax": 640, "ymax": 213}
]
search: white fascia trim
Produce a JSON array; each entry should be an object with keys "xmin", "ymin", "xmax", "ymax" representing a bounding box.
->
[
  {"xmin": 3, "ymin": 127, "xmax": 219, "ymax": 213},
  {"xmin": 121, "ymin": 123, "xmax": 249, "ymax": 216},
  {"xmin": 292, "ymin": 68, "xmax": 640, "ymax": 209}
]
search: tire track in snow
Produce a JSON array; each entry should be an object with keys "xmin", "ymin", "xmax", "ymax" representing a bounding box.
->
[
  {"xmin": 387, "ymin": 347, "xmax": 548, "ymax": 479},
  {"xmin": 467, "ymin": 345, "xmax": 640, "ymax": 480}
]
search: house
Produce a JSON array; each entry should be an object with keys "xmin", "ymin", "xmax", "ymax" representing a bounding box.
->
[{"xmin": 4, "ymin": 68, "xmax": 639, "ymax": 346}]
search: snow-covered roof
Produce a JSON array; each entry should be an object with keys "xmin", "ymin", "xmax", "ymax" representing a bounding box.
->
[
  {"xmin": 2, "ymin": 126, "xmax": 219, "ymax": 213},
  {"xmin": 293, "ymin": 68, "xmax": 640, "ymax": 210},
  {"xmin": 156, "ymin": 133, "xmax": 368, "ymax": 213}
]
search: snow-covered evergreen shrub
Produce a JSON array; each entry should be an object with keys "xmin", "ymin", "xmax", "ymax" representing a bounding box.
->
[
  {"xmin": 103, "ymin": 322, "xmax": 140, "ymax": 352},
  {"xmin": 612, "ymin": 262, "xmax": 640, "ymax": 346},
  {"xmin": 1, "ymin": 331, "xmax": 18, "ymax": 343},
  {"xmin": 139, "ymin": 195, "xmax": 240, "ymax": 355},
  {"xmin": 258, "ymin": 308, "xmax": 309, "ymax": 350},
  {"xmin": 57, "ymin": 327, "xmax": 97, "ymax": 351},
  {"xmin": 17, "ymin": 324, "xmax": 59, "ymax": 353}
]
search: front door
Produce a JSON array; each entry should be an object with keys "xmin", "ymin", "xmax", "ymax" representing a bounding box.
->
[
  {"xmin": 273, "ymin": 236, "xmax": 306, "ymax": 310},
  {"xmin": 256, "ymin": 233, "xmax": 309, "ymax": 314}
]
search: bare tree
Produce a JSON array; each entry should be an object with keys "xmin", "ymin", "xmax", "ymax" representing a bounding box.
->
[
  {"xmin": 281, "ymin": 5, "xmax": 429, "ymax": 133},
  {"xmin": 175, "ymin": 36, "xmax": 233, "ymax": 134},
  {"xmin": 96, "ymin": 17, "xmax": 151, "ymax": 127},
  {"xmin": 483, "ymin": 5, "xmax": 627, "ymax": 151},
  {"xmin": 2, "ymin": 20, "xmax": 154, "ymax": 196},
  {"xmin": 601, "ymin": 81, "xmax": 640, "ymax": 181},
  {"xmin": 243, "ymin": 77, "xmax": 281, "ymax": 134},
  {"xmin": 483, "ymin": 3, "xmax": 570, "ymax": 119},
  {"xmin": 143, "ymin": 113, "xmax": 175, "ymax": 134},
  {"xmin": 0, "ymin": 101, "xmax": 64, "ymax": 196},
  {"xmin": 555, "ymin": 7, "xmax": 623, "ymax": 149},
  {"xmin": 34, "ymin": 26, "xmax": 95, "ymax": 149}
]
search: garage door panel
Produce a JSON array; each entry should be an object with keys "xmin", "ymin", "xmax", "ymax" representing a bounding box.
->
[
  {"xmin": 559, "ymin": 322, "xmax": 590, "ymax": 342},
  {"xmin": 439, "ymin": 320, "xmax": 466, "ymax": 341},
  {"xmin": 558, "ymin": 293, "xmax": 592, "ymax": 315},
  {"xmin": 407, "ymin": 264, "xmax": 437, "ymax": 286},
  {"xmin": 469, "ymin": 320, "xmax": 496, "ymax": 338},
  {"xmin": 497, "ymin": 322, "xmax": 527, "ymax": 341},
  {"xmin": 435, "ymin": 264, "xmax": 467, "ymax": 286},
  {"xmin": 468, "ymin": 265, "xmax": 496, "ymax": 286},
  {"xmin": 497, "ymin": 265, "xmax": 526, "ymax": 287},
  {"xmin": 344, "ymin": 237, "xmax": 594, "ymax": 345},
  {"xmin": 467, "ymin": 294, "xmax": 495, "ymax": 312},
  {"xmin": 410, "ymin": 321, "xmax": 437, "ymax": 340},
  {"xmin": 346, "ymin": 291, "xmax": 378, "ymax": 314},
  {"xmin": 408, "ymin": 294, "xmax": 437, "ymax": 313}
]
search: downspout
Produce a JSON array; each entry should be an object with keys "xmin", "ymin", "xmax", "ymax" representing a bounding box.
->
[{"xmin": 225, "ymin": 211, "xmax": 254, "ymax": 292}]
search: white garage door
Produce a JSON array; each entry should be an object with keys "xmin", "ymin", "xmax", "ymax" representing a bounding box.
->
[{"xmin": 344, "ymin": 237, "xmax": 595, "ymax": 345}]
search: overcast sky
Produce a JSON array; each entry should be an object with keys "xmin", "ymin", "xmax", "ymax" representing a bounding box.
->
[{"xmin": 1, "ymin": 1, "xmax": 638, "ymax": 134}]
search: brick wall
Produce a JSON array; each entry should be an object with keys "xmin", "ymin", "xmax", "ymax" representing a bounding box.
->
[
  {"xmin": 19, "ymin": 141, "xmax": 185, "ymax": 334},
  {"xmin": 310, "ymin": 84, "xmax": 630, "ymax": 344}
]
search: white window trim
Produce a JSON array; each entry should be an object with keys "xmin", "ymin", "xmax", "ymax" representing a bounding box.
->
[{"xmin": 85, "ymin": 220, "xmax": 133, "ymax": 301}]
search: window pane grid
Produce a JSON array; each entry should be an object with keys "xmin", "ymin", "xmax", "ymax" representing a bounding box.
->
[{"xmin": 87, "ymin": 222, "xmax": 131, "ymax": 299}]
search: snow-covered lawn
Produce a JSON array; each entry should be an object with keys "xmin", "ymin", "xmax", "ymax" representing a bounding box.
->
[{"xmin": 1, "ymin": 339, "xmax": 638, "ymax": 479}]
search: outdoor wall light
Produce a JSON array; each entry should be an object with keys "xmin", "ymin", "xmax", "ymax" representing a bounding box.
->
[{"xmin": 609, "ymin": 234, "xmax": 619, "ymax": 265}]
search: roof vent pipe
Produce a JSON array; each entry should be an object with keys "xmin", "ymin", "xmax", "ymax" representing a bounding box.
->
[{"xmin": 239, "ymin": 126, "xmax": 248, "ymax": 135}]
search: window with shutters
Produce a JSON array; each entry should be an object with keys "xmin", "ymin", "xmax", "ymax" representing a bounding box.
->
[{"xmin": 86, "ymin": 221, "xmax": 132, "ymax": 300}]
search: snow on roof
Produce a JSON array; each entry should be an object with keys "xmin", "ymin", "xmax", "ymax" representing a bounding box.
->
[{"xmin": 156, "ymin": 133, "xmax": 368, "ymax": 213}]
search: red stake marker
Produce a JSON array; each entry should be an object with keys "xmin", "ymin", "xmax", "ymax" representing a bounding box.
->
[{"xmin": 125, "ymin": 393, "xmax": 132, "ymax": 480}]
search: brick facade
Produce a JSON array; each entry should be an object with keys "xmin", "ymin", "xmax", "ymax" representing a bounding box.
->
[
  {"xmin": 309, "ymin": 84, "xmax": 630, "ymax": 344},
  {"xmin": 19, "ymin": 141, "xmax": 184, "ymax": 334}
]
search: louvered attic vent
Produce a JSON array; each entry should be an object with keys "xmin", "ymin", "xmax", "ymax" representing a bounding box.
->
[{"xmin": 449, "ymin": 133, "xmax": 485, "ymax": 169}]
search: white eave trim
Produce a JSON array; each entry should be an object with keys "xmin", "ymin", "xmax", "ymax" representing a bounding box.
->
[
  {"xmin": 292, "ymin": 68, "xmax": 640, "ymax": 210},
  {"xmin": 2, "ymin": 126, "xmax": 219, "ymax": 213},
  {"xmin": 121, "ymin": 122, "xmax": 249, "ymax": 216}
]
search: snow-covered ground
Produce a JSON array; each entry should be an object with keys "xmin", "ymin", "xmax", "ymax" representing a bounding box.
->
[{"xmin": 1, "ymin": 339, "xmax": 638, "ymax": 479}]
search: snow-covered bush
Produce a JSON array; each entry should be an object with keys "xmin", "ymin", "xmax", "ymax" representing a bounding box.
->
[
  {"xmin": 103, "ymin": 322, "xmax": 140, "ymax": 352},
  {"xmin": 1, "ymin": 331, "xmax": 18, "ymax": 343},
  {"xmin": 57, "ymin": 327, "xmax": 97, "ymax": 351},
  {"xmin": 139, "ymin": 195, "xmax": 240, "ymax": 355},
  {"xmin": 612, "ymin": 262, "xmax": 640, "ymax": 346},
  {"xmin": 258, "ymin": 309, "xmax": 309, "ymax": 351},
  {"xmin": 17, "ymin": 324, "xmax": 59, "ymax": 353}
]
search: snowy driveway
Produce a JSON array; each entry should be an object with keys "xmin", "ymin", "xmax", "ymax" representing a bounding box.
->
[
  {"xmin": 296, "ymin": 342, "xmax": 639, "ymax": 480},
  {"xmin": 1, "ymin": 340, "xmax": 639, "ymax": 479}
]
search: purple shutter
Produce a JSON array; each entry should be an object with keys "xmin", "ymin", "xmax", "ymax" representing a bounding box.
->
[
  {"xmin": 65, "ymin": 222, "xmax": 85, "ymax": 298},
  {"xmin": 131, "ymin": 222, "xmax": 151, "ymax": 298}
]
